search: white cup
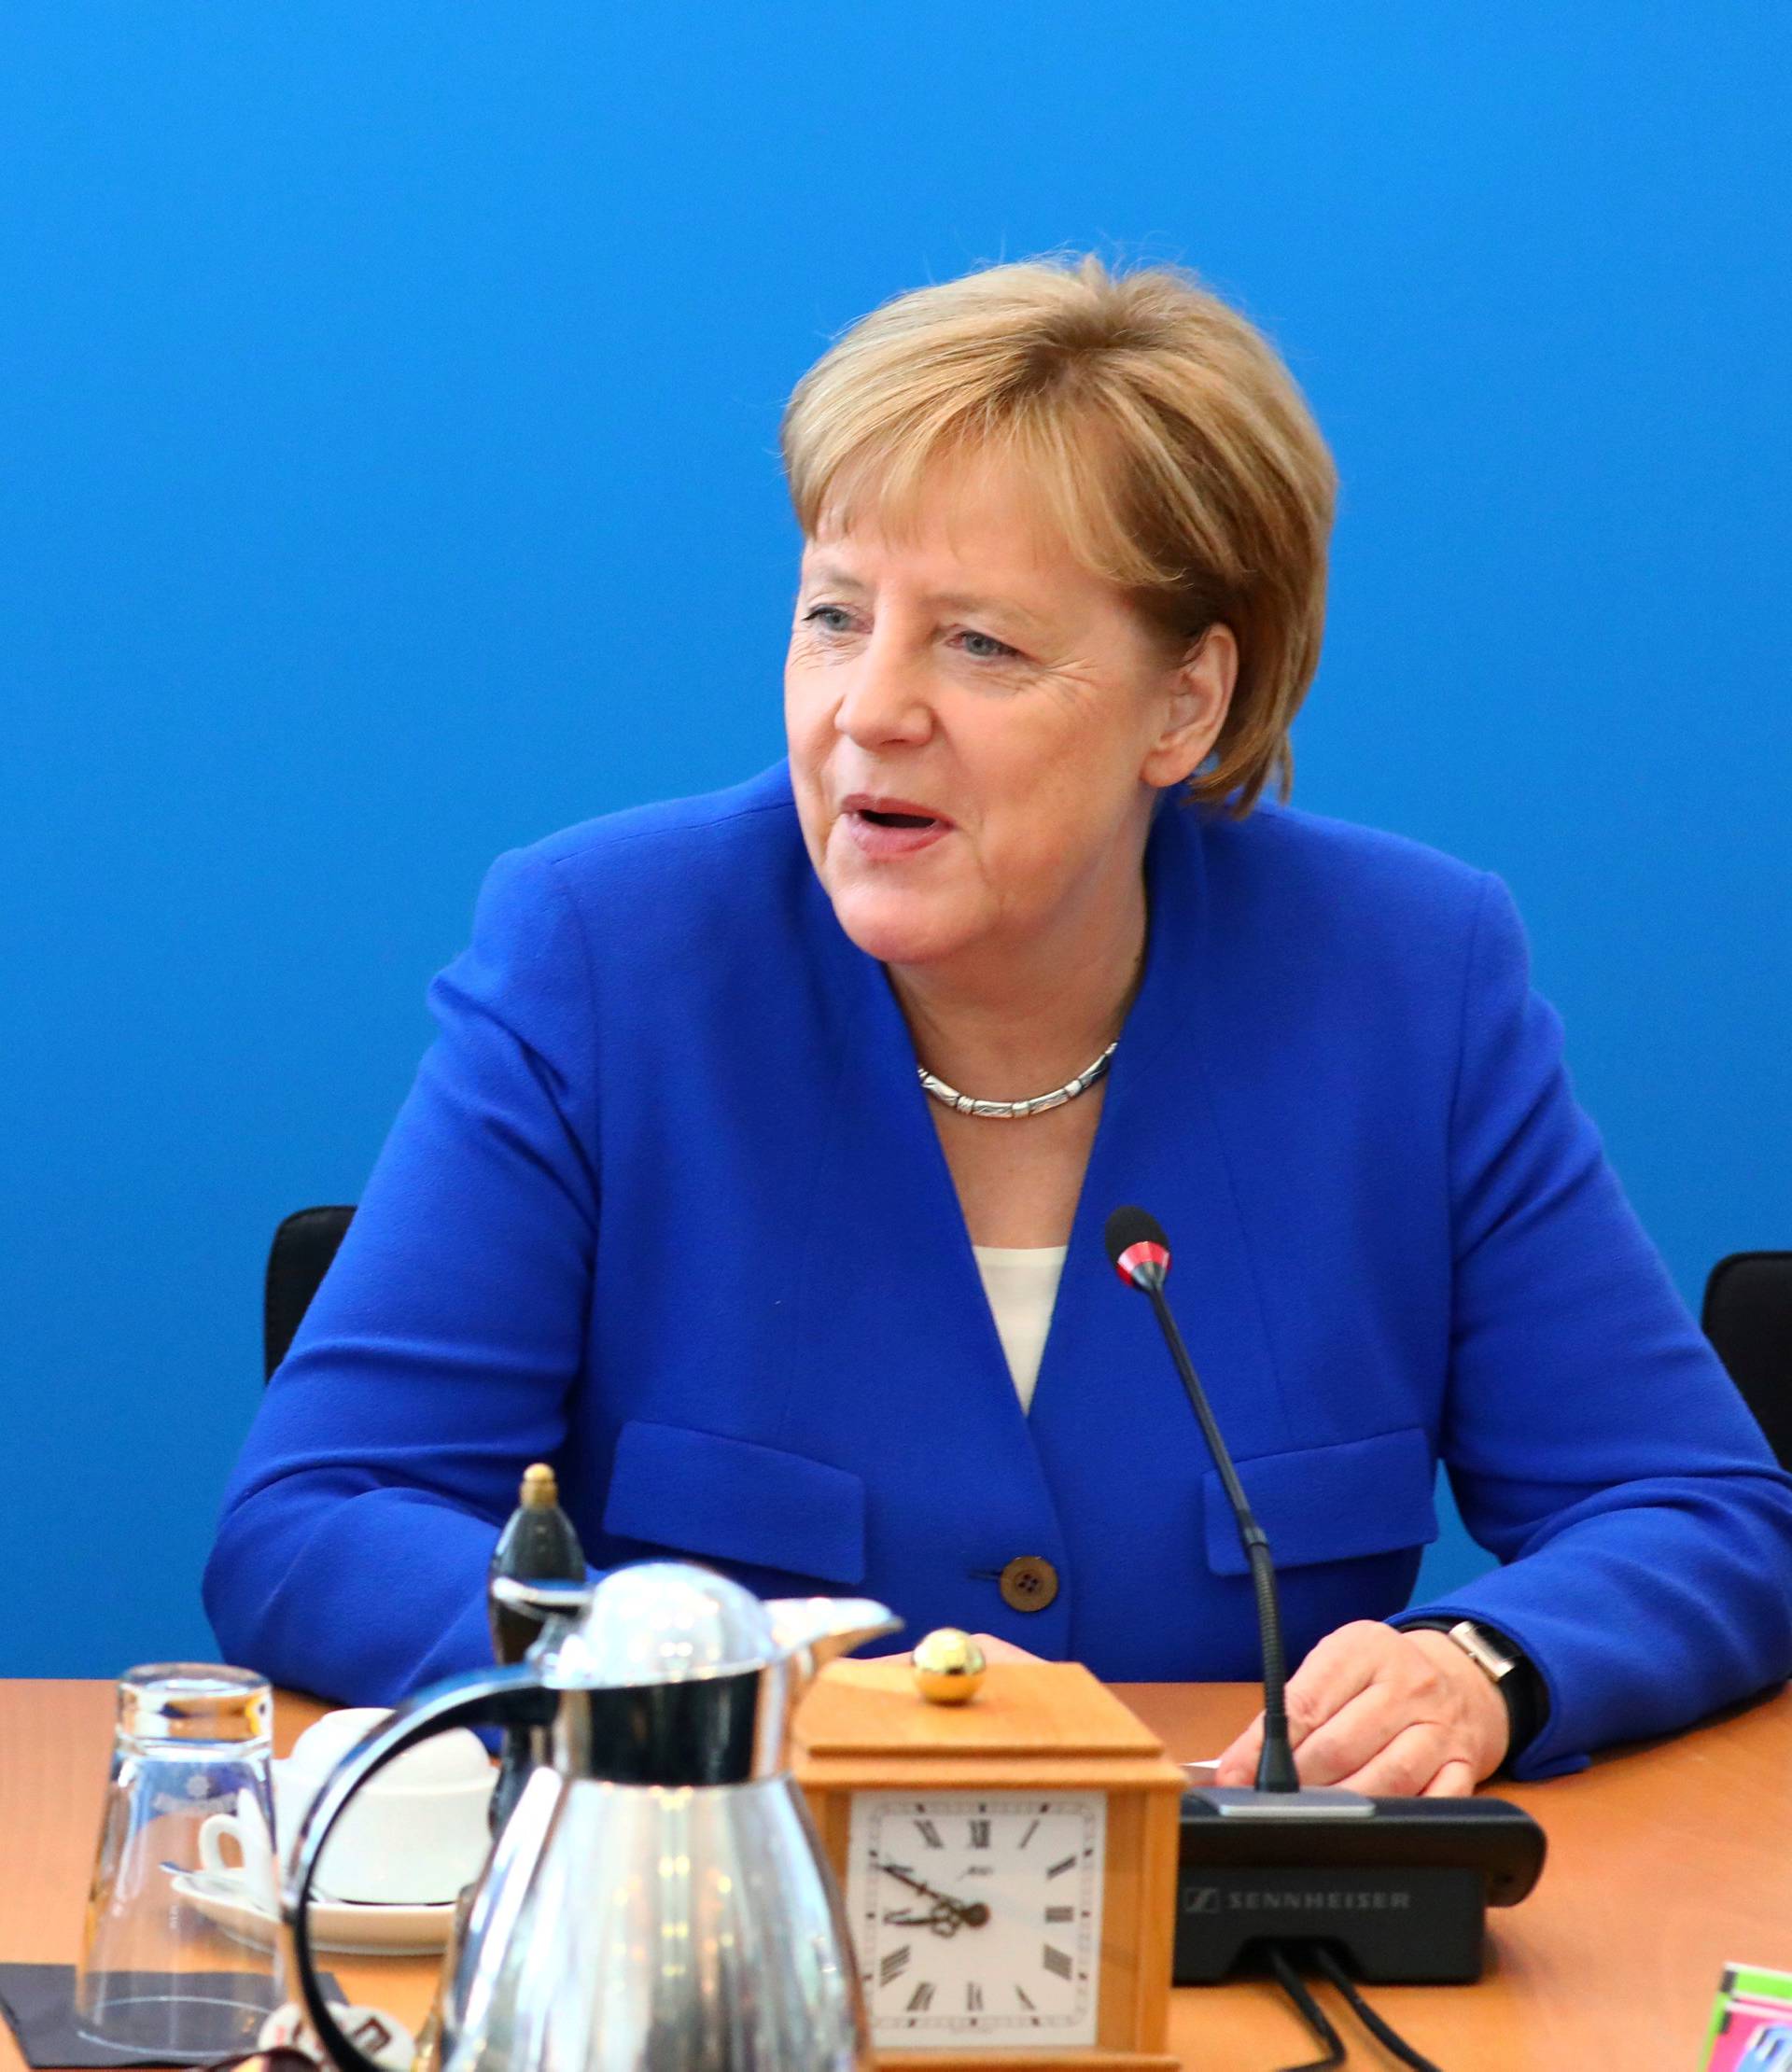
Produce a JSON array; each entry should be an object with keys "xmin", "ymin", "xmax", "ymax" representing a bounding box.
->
[
  {"xmin": 197, "ymin": 1787, "xmax": 281, "ymax": 1911},
  {"xmin": 199, "ymin": 1707, "xmax": 495, "ymax": 1906}
]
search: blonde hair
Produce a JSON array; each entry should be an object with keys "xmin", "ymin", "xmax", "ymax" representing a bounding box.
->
[{"xmin": 778, "ymin": 251, "xmax": 1337, "ymax": 815}]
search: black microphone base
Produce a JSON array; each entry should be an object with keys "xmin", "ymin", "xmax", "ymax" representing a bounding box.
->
[
  {"xmin": 1176, "ymin": 1863, "xmax": 1488, "ymax": 1982},
  {"xmin": 1174, "ymin": 1788, "xmax": 1547, "ymax": 1985}
]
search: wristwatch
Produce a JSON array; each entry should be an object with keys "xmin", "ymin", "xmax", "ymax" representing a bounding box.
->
[
  {"xmin": 1399, "ymin": 1616, "xmax": 1547, "ymax": 1764},
  {"xmin": 1441, "ymin": 1618, "xmax": 1519, "ymax": 1686}
]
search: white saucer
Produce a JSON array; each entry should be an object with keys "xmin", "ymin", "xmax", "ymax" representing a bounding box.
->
[{"xmin": 174, "ymin": 1870, "xmax": 458, "ymax": 1954}]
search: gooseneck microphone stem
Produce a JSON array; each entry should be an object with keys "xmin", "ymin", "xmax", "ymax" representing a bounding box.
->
[
  {"xmin": 1105, "ymin": 1205, "xmax": 1299, "ymax": 1794},
  {"xmin": 1139, "ymin": 1278, "xmax": 1298, "ymax": 1793}
]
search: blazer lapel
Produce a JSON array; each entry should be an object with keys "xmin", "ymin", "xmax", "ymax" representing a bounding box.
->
[
  {"xmin": 770, "ymin": 859, "xmax": 1052, "ymax": 1496},
  {"xmin": 1028, "ymin": 797, "xmax": 1295, "ymax": 1477}
]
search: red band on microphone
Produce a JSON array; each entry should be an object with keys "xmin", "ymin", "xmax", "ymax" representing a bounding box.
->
[{"xmin": 1114, "ymin": 1239, "xmax": 1170, "ymax": 1286}]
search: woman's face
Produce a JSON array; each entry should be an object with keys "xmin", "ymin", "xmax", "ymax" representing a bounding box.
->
[{"xmin": 784, "ymin": 449, "xmax": 1235, "ymax": 973}]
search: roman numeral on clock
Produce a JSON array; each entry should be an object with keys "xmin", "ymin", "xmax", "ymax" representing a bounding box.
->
[
  {"xmin": 1043, "ymin": 1945, "xmax": 1073, "ymax": 1981},
  {"xmin": 913, "ymin": 1818, "xmax": 944, "ymax": 1849},
  {"xmin": 881, "ymin": 1946, "xmax": 911, "ymax": 1987},
  {"xmin": 905, "ymin": 1981, "xmax": 934, "ymax": 2012},
  {"xmin": 966, "ymin": 1983, "xmax": 983, "ymax": 2011},
  {"xmin": 1046, "ymin": 1854, "xmax": 1077, "ymax": 1879},
  {"xmin": 1044, "ymin": 1904, "xmax": 1074, "ymax": 1924},
  {"xmin": 968, "ymin": 1817, "xmax": 990, "ymax": 1848}
]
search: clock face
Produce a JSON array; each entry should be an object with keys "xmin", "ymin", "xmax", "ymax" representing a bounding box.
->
[{"xmin": 845, "ymin": 1790, "xmax": 1106, "ymax": 2050}]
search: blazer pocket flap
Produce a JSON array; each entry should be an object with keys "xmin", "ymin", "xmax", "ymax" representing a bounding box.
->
[
  {"xmin": 1203, "ymin": 1427, "xmax": 1437, "ymax": 1576},
  {"xmin": 602, "ymin": 1419, "xmax": 868, "ymax": 1587}
]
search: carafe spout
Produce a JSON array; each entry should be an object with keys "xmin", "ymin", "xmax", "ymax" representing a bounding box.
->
[{"xmin": 765, "ymin": 1597, "xmax": 903, "ymax": 1691}]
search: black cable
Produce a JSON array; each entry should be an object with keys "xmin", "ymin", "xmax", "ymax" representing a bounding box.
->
[
  {"xmin": 1310, "ymin": 1945, "xmax": 1446, "ymax": 2071},
  {"xmin": 1265, "ymin": 1944, "xmax": 1348, "ymax": 2070}
]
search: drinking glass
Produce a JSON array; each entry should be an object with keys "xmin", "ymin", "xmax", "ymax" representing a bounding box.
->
[{"xmin": 76, "ymin": 1663, "xmax": 287, "ymax": 2061}]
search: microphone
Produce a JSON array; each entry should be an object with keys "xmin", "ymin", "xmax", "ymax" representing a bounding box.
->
[
  {"xmin": 1104, "ymin": 1203, "xmax": 1547, "ymax": 1992},
  {"xmin": 1104, "ymin": 1205, "xmax": 1298, "ymax": 1793}
]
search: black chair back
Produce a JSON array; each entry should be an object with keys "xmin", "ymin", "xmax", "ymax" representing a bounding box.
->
[
  {"xmin": 1704, "ymin": 1252, "xmax": 1792, "ymax": 1468},
  {"xmin": 264, "ymin": 1205, "xmax": 356, "ymax": 1381}
]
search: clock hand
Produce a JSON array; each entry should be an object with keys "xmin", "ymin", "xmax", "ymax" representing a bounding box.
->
[
  {"xmin": 877, "ymin": 1861, "xmax": 964, "ymax": 1911},
  {"xmin": 881, "ymin": 1905, "xmax": 966, "ymax": 1938},
  {"xmin": 876, "ymin": 1862, "xmax": 990, "ymax": 1929}
]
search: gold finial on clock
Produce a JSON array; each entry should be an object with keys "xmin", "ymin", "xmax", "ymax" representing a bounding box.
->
[{"xmin": 910, "ymin": 1627, "xmax": 987, "ymax": 1704}]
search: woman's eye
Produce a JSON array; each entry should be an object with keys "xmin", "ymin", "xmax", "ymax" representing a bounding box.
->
[
  {"xmin": 799, "ymin": 604, "xmax": 1018, "ymax": 663},
  {"xmin": 959, "ymin": 629, "xmax": 1018, "ymax": 661}
]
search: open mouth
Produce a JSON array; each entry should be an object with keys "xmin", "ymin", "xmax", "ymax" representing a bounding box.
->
[
  {"xmin": 859, "ymin": 808, "xmax": 937, "ymax": 830},
  {"xmin": 841, "ymin": 792, "xmax": 953, "ymax": 832},
  {"xmin": 839, "ymin": 795, "xmax": 954, "ymax": 857}
]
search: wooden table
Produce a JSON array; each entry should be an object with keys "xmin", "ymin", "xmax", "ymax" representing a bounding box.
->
[{"xmin": 4, "ymin": 1677, "xmax": 1788, "ymax": 2068}]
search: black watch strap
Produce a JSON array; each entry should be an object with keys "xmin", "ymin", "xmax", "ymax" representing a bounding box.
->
[{"xmin": 1398, "ymin": 1616, "xmax": 1547, "ymax": 1765}]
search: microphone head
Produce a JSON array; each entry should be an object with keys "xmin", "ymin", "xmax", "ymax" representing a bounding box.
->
[{"xmin": 1105, "ymin": 1205, "xmax": 1171, "ymax": 1290}]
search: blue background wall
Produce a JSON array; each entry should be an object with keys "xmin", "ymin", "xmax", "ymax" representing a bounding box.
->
[{"xmin": 4, "ymin": 5, "xmax": 1786, "ymax": 1677}]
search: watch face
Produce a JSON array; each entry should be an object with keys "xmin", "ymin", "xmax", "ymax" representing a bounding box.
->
[{"xmin": 845, "ymin": 1790, "xmax": 1106, "ymax": 2050}]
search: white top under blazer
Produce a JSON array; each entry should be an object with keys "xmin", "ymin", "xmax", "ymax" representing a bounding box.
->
[{"xmin": 971, "ymin": 1243, "xmax": 1069, "ymax": 1413}]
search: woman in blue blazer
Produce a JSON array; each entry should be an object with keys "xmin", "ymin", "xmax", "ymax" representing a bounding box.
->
[{"xmin": 204, "ymin": 252, "xmax": 1792, "ymax": 1790}]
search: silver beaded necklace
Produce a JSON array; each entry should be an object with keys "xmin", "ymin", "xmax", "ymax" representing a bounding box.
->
[{"xmin": 917, "ymin": 1039, "xmax": 1118, "ymax": 1121}]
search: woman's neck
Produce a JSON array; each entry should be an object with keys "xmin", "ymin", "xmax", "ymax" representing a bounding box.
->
[{"xmin": 886, "ymin": 870, "xmax": 1149, "ymax": 1101}]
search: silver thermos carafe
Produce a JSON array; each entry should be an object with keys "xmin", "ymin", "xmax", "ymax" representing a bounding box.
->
[{"xmin": 279, "ymin": 1561, "xmax": 901, "ymax": 2072}]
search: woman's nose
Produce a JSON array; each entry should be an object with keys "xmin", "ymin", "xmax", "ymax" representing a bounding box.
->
[{"xmin": 833, "ymin": 639, "xmax": 935, "ymax": 748}]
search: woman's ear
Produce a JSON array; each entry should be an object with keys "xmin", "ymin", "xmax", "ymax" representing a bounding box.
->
[{"xmin": 1141, "ymin": 623, "xmax": 1239, "ymax": 789}]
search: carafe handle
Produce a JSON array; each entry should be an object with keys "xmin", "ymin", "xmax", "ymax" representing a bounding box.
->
[{"xmin": 278, "ymin": 1667, "xmax": 556, "ymax": 2072}]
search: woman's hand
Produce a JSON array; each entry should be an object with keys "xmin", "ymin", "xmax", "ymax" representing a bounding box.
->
[{"xmin": 1212, "ymin": 1621, "xmax": 1508, "ymax": 1797}]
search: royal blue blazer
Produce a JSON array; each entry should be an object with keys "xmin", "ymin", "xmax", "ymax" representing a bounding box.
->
[{"xmin": 203, "ymin": 762, "xmax": 1792, "ymax": 1780}]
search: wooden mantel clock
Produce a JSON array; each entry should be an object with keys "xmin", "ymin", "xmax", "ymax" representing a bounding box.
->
[{"xmin": 793, "ymin": 1646, "xmax": 1185, "ymax": 2071}]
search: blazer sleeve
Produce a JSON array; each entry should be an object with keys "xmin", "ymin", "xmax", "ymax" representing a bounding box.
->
[
  {"xmin": 1390, "ymin": 872, "xmax": 1792, "ymax": 1779},
  {"xmin": 202, "ymin": 844, "xmax": 602, "ymax": 1704}
]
